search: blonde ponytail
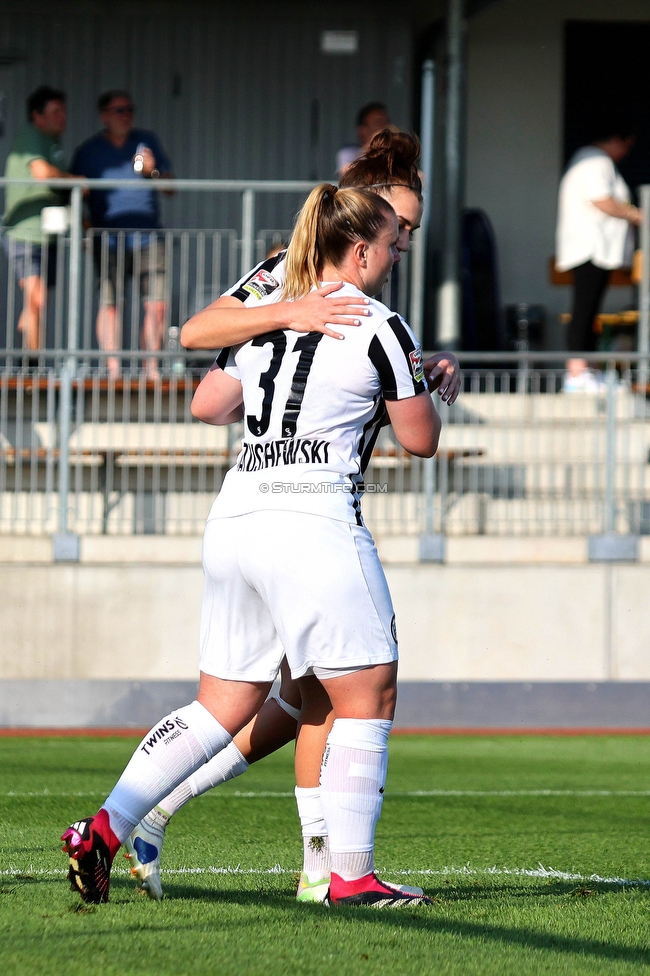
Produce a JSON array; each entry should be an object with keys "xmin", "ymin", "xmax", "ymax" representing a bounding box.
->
[
  {"xmin": 282, "ymin": 183, "xmax": 395, "ymax": 301},
  {"xmin": 282, "ymin": 184, "xmax": 337, "ymax": 301}
]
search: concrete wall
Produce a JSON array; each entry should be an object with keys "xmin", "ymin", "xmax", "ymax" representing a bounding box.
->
[
  {"xmin": 465, "ymin": 0, "xmax": 650, "ymax": 346},
  {"xmin": 2, "ymin": 535, "xmax": 650, "ymax": 683}
]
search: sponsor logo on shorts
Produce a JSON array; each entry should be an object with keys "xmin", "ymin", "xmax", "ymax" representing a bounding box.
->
[
  {"xmin": 390, "ymin": 614, "xmax": 398, "ymax": 644},
  {"xmin": 409, "ymin": 348, "xmax": 425, "ymax": 384},
  {"xmin": 139, "ymin": 717, "xmax": 188, "ymax": 755},
  {"xmin": 237, "ymin": 438, "xmax": 330, "ymax": 472},
  {"xmin": 243, "ymin": 269, "xmax": 279, "ymax": 301}
]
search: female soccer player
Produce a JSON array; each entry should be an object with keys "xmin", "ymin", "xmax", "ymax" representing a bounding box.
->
[
  {"xmin": 121, "ymin": 130, "xmax": 458, "ymax": 904},
  {"xmin": 62, "ymin": 183, "xmax": 440, "ymax": 907},
  {"xmin": 183, "ymin": 129, "xmax": 460, "ymax": 404}
]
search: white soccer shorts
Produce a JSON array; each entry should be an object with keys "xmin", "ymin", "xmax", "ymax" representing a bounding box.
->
[{"xmin": 199, "ymin": 510, "xmax": 398, "ymax": 682}]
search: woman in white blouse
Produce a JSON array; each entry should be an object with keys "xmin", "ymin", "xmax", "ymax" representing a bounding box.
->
[{"xmin": 556, "ymin": 118, "xmax": 642, "ymax": 355}]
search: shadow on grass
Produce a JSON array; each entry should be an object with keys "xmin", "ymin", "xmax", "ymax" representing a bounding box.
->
[
  {"xmin": 18, "ymin": 873, "xmax": 650, "ymax": 967},
  {"xmin": 129, "ymin": 881, "xmax": 650, "ymax": 967},
  {"xmin": 421, "ymin": 879, "xmax": 643, "ymax": 902}
]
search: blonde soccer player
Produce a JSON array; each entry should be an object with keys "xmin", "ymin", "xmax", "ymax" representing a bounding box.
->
[
  {"xmin": 62, "ymin": 183, "xmax": 440, "ymax": 908},
  {"xmin": 122, "ymin": 131, "xmax": 458, "ymax": 904}
]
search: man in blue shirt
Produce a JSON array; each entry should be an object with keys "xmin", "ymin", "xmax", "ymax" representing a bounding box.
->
[{"xmin": 71, "ymin": 90, "xmax": 173, "ymax": 378}]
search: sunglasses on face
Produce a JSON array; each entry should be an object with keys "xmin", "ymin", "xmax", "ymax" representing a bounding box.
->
[{"xmin": 110, "ymin": 105, "xmax": 134, "ymax": 114}]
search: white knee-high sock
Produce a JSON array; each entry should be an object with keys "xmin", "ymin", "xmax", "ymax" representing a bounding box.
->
[
  {"xmin": 319, "ymin": 718, "xmax": 392, "ymax": 882},
  {"xmin": 104, "ymin": 700, "xmax": 231, "ymax": 842},
  {"xmin": 149, "ymin": 742, "xmax": 249, "ymax": 822},
  {"xmin": 295, "ymin": 786, "xmax": 330, "ymax": 882}
]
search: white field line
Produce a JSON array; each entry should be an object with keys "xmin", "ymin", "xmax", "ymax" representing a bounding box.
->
[
  {"xmin": 2, "ymin": 862, "xmax": 650, "ymax": 888},
  {"xmin": 3, "ymin": 789, "xmax": 650, "ymax": 798}
]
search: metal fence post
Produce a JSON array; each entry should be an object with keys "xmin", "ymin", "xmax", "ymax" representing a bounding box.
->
[
  {"xmin": 54, "ymin": 184, "xmax": 82, "ymax": 561},
  {"xmin": 604, "ymin": 363, "xmax": 617, "ymax": 534},
  {"xmin": 241, "ymin": 189, "xmax": 255, "ymax": 277},
  {"xmin": 423, "ymin": 453, "xmax": 436, "ymax": 535},
  {"xmin": 638, "ymin": 184, "xmax": 650, "ymax": 395},
  {"xmin": 419, "ymin": 405, "xmax": 445, "ymax": 562},
  {"xmin": 588, "ymin": 362, "xmax": 638, "ymax": 561}
]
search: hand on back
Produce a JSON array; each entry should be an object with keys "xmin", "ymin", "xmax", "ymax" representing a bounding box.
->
[{"xmin": 284, "ymin": 282, "xmax": 371, "ymax": 340}]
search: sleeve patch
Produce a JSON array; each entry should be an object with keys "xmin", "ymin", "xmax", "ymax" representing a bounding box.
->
[
  {"xmin": 409, "ymin": 348, "xmax": 425, "ymax": 385},
  {"xmin": 242, "ymin": 269, "xmax": 279, "ymax": 301}
]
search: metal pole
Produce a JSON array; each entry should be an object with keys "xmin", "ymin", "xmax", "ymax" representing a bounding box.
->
[
  {"xmin": 423, "ymin": 453, "xmax": 436, "ymax": 534},
  {"xmin": 409, "ymin": 59, "xmax": 435, "ymax": 342},
  {"xmin": 604, "ymin": 363, "xmax": 617, "ymax": 534},
  {"xmin": 436, "ymin": 0, "xmax": 465, "ymax": 348},
  {"xmin": 55, "ymin": 185, "xmax": 82, "ymax": 555},
  {"xmin": 638, "ymin": 184, "xmax": 650, "ymax": 395},
  {"xmin": 241, "ymin": 189, "xmax": 255, "ymax": 277},
  {"xmin": 516, "ymin": 303, "xmax": 529, "ymax": 394},
  {"xmin": 67, "ymin": 185, "xmax": 82, "ymax": 356}
]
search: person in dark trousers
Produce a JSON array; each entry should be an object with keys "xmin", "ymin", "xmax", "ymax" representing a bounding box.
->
[{"xmin": 555, "ymin": 118, "xmax": 642, "ymax": 386}]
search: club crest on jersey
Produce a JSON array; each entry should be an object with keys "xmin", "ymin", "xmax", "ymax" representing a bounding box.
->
[
  {"xmin": 243, "ymin": 269, "xmax": 278, "ymax": 301},
  {"xmin": 390, "ymin": 614, "xmax": 398, "ymax": 643},
  {"xmin": 409, "ymin": 348, "xmax": 425, "ymax": 384}
]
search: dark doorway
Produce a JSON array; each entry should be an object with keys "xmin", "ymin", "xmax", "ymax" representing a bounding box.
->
[{"xmin": 564, "ymin": 20, "xmax": 650, "ymax": 194}]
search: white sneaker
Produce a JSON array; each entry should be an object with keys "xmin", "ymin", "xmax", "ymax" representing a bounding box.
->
[
  {"xmin": 296, "ymin": 872, "xmax": 330, "ymax": 903},
  {"xmin": 124, "ymin": 812, "xmax": 167, "ymax": 901}
]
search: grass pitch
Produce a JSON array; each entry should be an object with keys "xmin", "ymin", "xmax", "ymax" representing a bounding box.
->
[{"xmin": 0, "ymin": 734, "xmax": 649, "ymax": 976}]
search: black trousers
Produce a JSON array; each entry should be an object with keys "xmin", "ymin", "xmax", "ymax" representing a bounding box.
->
[{"xmin": 567, "ymin": 260, "xmax": 610, "ymax": 352}]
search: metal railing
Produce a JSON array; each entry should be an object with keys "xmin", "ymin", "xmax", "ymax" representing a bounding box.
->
[
  {"xmin": 2, "ymin": 179, "xmax": 650, "ymax": 544},
  {"xmin": 0, "ymin": 178, "xmax": 413, "ymax": 358},
  {"xmin": 0, "ymin": 177, "xmax": 413, "ymax": 544},
  {"xmin": 362, "ymin": 353, "xmax": 650, "ymax": 539},
  {"xmin": 2, "ymin": 353, "xmax": 650, "ymax": 540}
]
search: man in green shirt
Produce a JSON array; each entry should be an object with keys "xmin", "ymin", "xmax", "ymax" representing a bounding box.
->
[{"xmin": 2, "ymin": 86, "xmax": 73, "ymax": 350}]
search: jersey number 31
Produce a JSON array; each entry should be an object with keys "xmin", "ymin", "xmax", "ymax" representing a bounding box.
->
[{"xmin": 246, "ymin": 332, "xmax": 324, "ymax": 438}]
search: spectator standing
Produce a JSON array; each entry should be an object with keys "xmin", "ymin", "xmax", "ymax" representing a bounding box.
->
[
  {"xmin": 3, "ymin": 86, "xmax": 73, "ymax": 351},
  {"xmin": 336, "ymin": 102, "xmax": 391, "ymax": 177},
  {"xmin": 71, "ymin": 90, "xmax": 173, "ymax": 378},
  {"xmin": 556, "ymin": 118, "xmax": 642, "ymax": 385}
]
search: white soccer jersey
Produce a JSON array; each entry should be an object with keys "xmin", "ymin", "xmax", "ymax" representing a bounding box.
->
[
  {"xmin": 210, "ymin": 281, "xmax": 427, "ymax": 525},
  {"xmin": 224, "ymin": 251, "xmax": 287, "ymax": 304}
]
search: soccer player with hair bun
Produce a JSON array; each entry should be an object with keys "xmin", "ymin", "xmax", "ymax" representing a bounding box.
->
[
  {"xmin": 183, "ymin": 129, "xmax": 460, "ymax": 407},
  {"xmin": 122, "ymin": 132, "xmax": 459, "ymax": 905}
]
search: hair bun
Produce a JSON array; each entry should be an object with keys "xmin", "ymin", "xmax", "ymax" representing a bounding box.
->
[
  {"xmin": 340, "ymin": 128, "xmax": 422, "ymax": 196},
  {"xmin": 364, "ymin": 128, "xmax": 420, "ymax": 171}
]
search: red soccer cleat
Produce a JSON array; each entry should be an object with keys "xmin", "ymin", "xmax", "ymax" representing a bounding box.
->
[
  {"xmin": 61, "ymin": 808, "xmax": 121, "ymax": 904},
  {"xmin": 327, "ymin": 871, "xmax": 433, "ymax": 908}
]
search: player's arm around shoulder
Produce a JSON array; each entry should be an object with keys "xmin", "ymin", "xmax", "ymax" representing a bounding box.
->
[
  {"xmin": 181, "ymin": 289, "xmax": 368, "ymax": 349},
  {"xmin": 191, "ymin": 363, "xmax": 243, "ymax": 426}
]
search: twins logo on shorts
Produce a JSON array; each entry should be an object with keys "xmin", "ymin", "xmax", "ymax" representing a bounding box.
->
[
  {"xmin": 408, "ymin": 348, "xmax": 425, "ymax": 385},
  {"xmin": 243, "ymin": 269, "xmax": 279, "ymax": 301}
]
